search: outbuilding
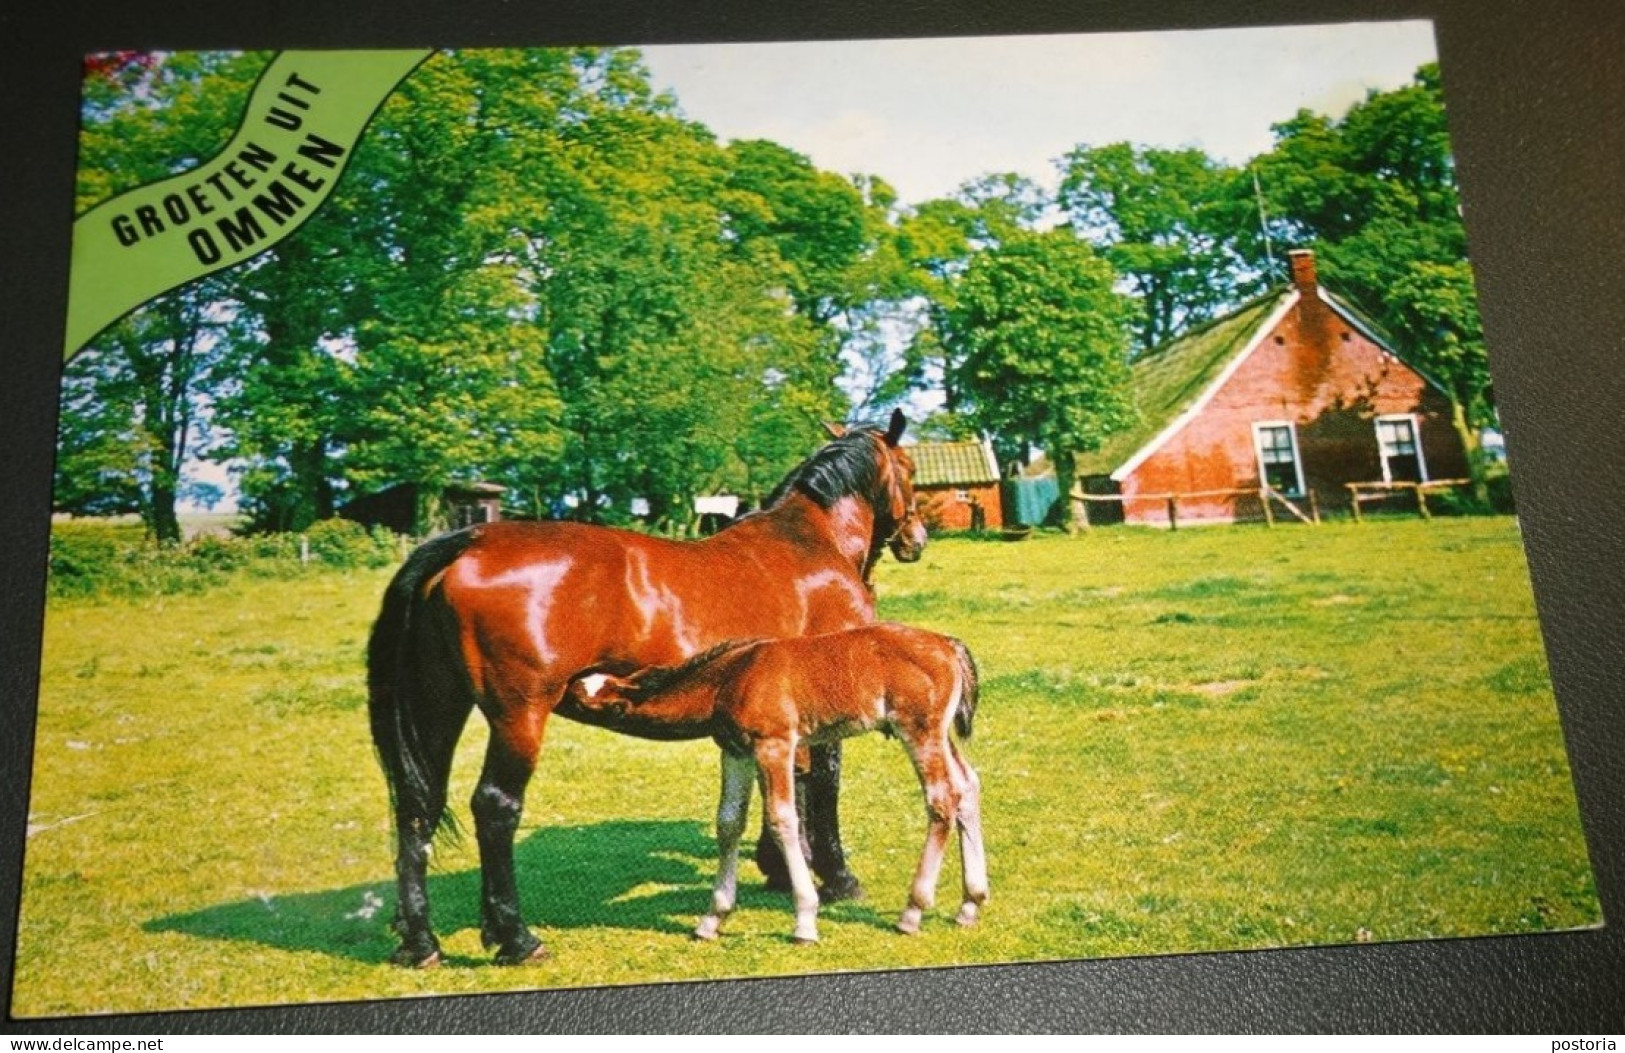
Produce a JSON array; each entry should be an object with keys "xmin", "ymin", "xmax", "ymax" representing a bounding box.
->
[
  {"xmin": 910, "ymin": 439, "xmax": 1004, "ymax": 531},
  {"xmin": 340, "ymin": 480, "xmax": 507, "ymax": 536}
]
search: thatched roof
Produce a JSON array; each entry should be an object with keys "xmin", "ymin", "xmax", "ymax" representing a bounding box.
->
[
  {"xmin": 909, "ymin": 439, "xmax": 1000, "ymax": 487},
  {"xmin": 1074, "ymin": 290, "xmax": 1291, "ymax": 477}
]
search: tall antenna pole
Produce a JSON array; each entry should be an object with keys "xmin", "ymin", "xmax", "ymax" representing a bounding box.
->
[{"xmin": 1253, "ymin": 167, "xmax": 1279, "ymax": 281}]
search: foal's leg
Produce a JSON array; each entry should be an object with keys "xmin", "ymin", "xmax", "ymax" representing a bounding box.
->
[
  {"xmin": 753, "ymin": 766, "xmax": 809, "ymax": 892},
  {"xmin": 948, "ymin": 743, "xmax": 989, "ymax": 927},
  {"xmin": 897, "ymin": 733, "xmax": 960, "ymax": 936},
  {"xmin": 696, "ymin": 750, "xmax": 757, "ymax": 940},
  {"xmin": 758, "ymin": 738, "xmax": 821, "ymax": 943},
  {"xmin": 471, "ymin": 710, "xmax": 549, "ymax": 964}
]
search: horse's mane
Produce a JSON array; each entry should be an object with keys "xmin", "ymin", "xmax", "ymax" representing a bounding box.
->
[
  {"xmin": 760, "ymin": 425, "xmax": 888, "ymax": 513},
  {"xmin": 623, "ymin": 638, "xmax": 766, "ymax": 701}
]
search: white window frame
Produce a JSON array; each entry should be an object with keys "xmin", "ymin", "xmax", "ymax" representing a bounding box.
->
[
  {"xmin": 1252, "ymin": 420, "xmax": 1306, "ymax": 497},
  {"xmin": 1374, "ymin": 413, "xmax": 1429, "ymax": 484}
]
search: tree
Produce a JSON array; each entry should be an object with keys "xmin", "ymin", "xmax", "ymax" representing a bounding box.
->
[
  {"xmin": 497, "ymin": 52, "xmax": 847, "ymax": 525},
  {"xmin": 212, "ymin": 221, "xmax": 367, "ymax": 532},
  {"xmin": 299, "ymin": 51, "xmax": 577, "ymax": 529},
  {"xmin": 721, "ymin": 139, "xmax": 871, "ymax": 328},
  {"xmin": 896, "ymin": 174, "xmax": 1053, "ymax": 415},
  {"xmin": 63, "ymin": 52, "xmax": 265, "ymax": 540},
  {"xmin": 57, "ymin": 284, "xmax": 226, "ymax": 541},
  {"xmin": 64, "ymin": 48, "xmax": 948, "ymax": 533},
  {"xmin": 942, "ymin": 230, "xmax": 1137, "ymax": 531},
  {"xmin": 52, "ymin": 351, "xmax": 146, "ymax": 518},
  {"xmin": 1252, "ymin": 62, "xmax": 1491, "ymax": 472},
  {"xmin": 1058, "ymin": 143, "xmax": 1258, "ymax": 354}
]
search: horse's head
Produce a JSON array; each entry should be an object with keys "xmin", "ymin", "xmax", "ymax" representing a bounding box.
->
[{"xmin": 823, "ymin": 408, "xmax": 928, "ymax": 565}]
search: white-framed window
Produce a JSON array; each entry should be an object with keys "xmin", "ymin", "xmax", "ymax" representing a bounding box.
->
[
  {"xmin": 1375, "ymin": 414, "xmax": 1428, "ymax": 483},
  {"xmin": 955, "ymin": 489, "xmax": 971, "ymax": 502},
  {"xmin": 1252, "ymin": 420, "xmax": 1305, "ymax": 497}
]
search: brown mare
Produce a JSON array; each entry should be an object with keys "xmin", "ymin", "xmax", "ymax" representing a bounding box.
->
[
  {"xmin": 565, "ymin": 623, "xmax": 989, "ymax": 943},
  {"xmin": 367, "ymin": 410, "xmax": 927, "ymax": 966}
]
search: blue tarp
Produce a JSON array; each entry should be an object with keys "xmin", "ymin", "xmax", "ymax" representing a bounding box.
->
[{"xmin": 1003, "ymin": 475, "xmax": 1060, "ymax": 527}]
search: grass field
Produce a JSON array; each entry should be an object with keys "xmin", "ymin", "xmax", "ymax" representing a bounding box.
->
[{"xmin": 10, "ymin": 518, "xmax": 1600, "ymax": 1017}]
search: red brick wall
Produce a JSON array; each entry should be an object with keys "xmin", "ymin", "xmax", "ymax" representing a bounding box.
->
[
  {"xmin": 919, "ymin": 482, "xmax": 1004, "ymax": 531},
  {"xmin": 1120, "ymin": 292, "xmax": 1468, "ymax": 525}
]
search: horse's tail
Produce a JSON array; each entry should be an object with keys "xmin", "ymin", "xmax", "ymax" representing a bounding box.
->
[
  {"xmin": 950, "ymin": 637, "xmax": 980, "ymax": 740},
  {"xmin": 367, "ymin": 529, "xmax": 480, "ymax": 842}
]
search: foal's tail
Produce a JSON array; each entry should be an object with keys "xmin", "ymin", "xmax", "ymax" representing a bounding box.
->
[
  {"xmin": 367, "ymin": 529, "xmax": 480, "ymax": 842},
  {"xmin": 950, "ymin": 637, "xmax": 980, "ymax": 740}
]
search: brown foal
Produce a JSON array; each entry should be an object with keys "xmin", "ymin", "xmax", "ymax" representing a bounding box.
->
[{"xmin": 566, "ymin": 622, "xmax": 988, "ymax": 943}]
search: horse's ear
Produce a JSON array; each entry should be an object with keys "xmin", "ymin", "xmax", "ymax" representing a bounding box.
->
[
  {"xmin": 884, "ymin": 408, "xmax": 908, "ymax": 447},
  {"xmin": 821, "ymin": 421, "xmax": 848, "ymax": 440}
]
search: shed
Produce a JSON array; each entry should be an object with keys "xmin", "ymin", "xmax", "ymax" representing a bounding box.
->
[
  {"xmin": 341, "ymin": 480, "xmax": 507, "ymax": 536},
  {"xmin": 1074, "ymin": 250, "xmax": 1470, "ymax": 526},
  {"xmin": 911, "ymin": 439, "xmax": 1003, "ymax": 531}
]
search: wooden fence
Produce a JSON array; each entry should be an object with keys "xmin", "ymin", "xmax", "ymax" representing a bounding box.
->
[
  {"xmin": 1345, "ymin": 478, "xmax": 1472, "ymax": 522},
  {"xmin": 1068, "ymin": 486, "xmax": 1317, "ymax": 530},
  {"xmin": 1067, "ymin": 478, "xmax": 1474, "ymax": 529}
]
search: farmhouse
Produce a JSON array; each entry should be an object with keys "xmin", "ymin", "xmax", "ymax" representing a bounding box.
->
[
  {"xmin": 911, "ymin": 439, "xmax": 1004, "ymax": 531},
  {"xmin": 1074, "ymin": 249, "xmax": 1470, "ymax": 526}
]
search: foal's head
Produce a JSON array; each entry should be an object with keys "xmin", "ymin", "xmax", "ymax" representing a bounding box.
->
[{"xmin": 566, "ymin": 640, "xmax": 763, "ymax": 721}]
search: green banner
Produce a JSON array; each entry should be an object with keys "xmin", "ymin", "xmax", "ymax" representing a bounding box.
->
[{"xmin": 64, "ymin": 48, "xmax": 432, "ymax": 359}]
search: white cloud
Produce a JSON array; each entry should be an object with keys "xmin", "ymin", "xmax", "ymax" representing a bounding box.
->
[{"xmin": 641, "ymin": 21, "xmax": 1439, "ymax": 206}]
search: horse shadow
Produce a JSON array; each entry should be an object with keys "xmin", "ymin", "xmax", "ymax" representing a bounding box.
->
[{"xmin": 144, "ymin": 819, "xmax": 891, "ymax": 965}]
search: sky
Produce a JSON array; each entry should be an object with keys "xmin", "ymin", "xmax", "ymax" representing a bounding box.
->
[{"xmin": 641, "ymin": 21, "xmax": 1440, "ymax": 208}]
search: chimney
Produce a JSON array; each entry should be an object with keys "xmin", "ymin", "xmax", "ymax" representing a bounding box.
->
[{"xmin": 1288, "ymin": 248, "xmax": 1318, "ymax": 296}]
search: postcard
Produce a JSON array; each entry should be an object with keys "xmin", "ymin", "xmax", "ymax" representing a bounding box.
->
[{"xmin": 11, "ymin": 23, "xmax": 1601, "ymax": 1018}]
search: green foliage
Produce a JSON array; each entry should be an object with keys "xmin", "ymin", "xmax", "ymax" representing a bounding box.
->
[
  {"xmin": 301, "ymin": 518, "xmax": 399, "ymax": 569},
  {"xmin": 46, "ymin": 521, "xmax": 261, "ymax": 599},
  {"xmin": 68, "ymin": 49, "xmax": 865, "ymax": 535},
  {"xmin": 895, "ymin": 173, "xmax": 1074, "ymax": 418},
  {"xmin": 1432, "ymin": 465, "xmax": 1516, "ymax": 516},
  {"xmin": 61, "ymin": 53, "xmax": 1487, "ymax": 543},
  {"xmin": 45, "ymin": 519, "xmax": 398, "ymax": 599},
  {"xmin": 76, "ymin": 52, "xmax": 271, "ymax": 210},
  {"xmin": 1058, "ymin": 144, "xmax": 1258, "ymax": 352},
  {"xmin": 722, "ymin": 139, "xmax": 871, "ymax": 325},
  {"xmin": 942, "ymin": 230, "xmax": 1138, "ymax": 525},
  {"xmin": 51, "ymin": 356, "xmax": 146, "ymax": 517}
]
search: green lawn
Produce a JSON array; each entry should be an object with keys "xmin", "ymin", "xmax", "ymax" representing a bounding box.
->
[{"xmin": 10, "ymin": 518, "xmax": 1600, "ymax": 1017}]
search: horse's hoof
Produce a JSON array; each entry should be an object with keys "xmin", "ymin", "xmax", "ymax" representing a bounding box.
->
[
  {"xmin": 955, "ymin": 903, "xmax": 981, "ymax": 927},
  {"xmin": 389, "ymin": 944, "xmax": 441, "ymax": 969},
  {"xmin": 693, "ymin": 916, "xmax": 723, "ymax": 941},
  {"xmin": 896, "ymin": 907, "xmax": 923, "ymax": 936},
  {"xmin": 818, "ymin": 872, "xmax": 865, "ymax": 903},
  {"xmin": 790, "ymin": 933, "xmax": 820, "ymax": 946},
  {"xmin": 493, "ymin": 935, "xmax": 550, "ymax": 965}
]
